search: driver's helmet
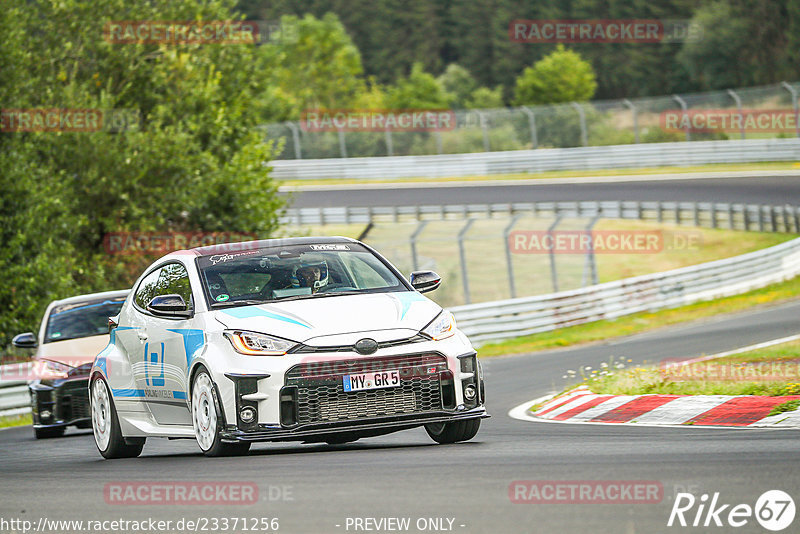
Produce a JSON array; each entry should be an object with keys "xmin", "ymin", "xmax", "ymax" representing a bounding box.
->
[{"xmin": 291, "ymin": 259, "xmax": 329, "ymax": 290}]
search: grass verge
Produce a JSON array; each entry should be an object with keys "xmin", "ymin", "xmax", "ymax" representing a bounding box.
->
[
  {"xmin": 570, "ymin": 339, "xmax": 800, "ymax": 397},
  {"xmin": 478, "ymin": 275, "xmax": 800, "ymax": 357},
  {"xmin": 279, "ymin": 161, "xmax": 800, "ymax": 187},
  {"xmin": 769, "ymin": 399, "xmax": 800, "ymax": 417},
  {"xmin": 0, "ymin": 413, "xmax": 31, "ymax": 429}
]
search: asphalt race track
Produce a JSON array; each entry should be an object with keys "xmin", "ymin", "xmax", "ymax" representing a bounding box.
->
[
  {"xmin": 1, "ymin": 301, "xmax": 799, "ymax": 534},
  {"xmin": 286, "ymin": 174, "xmax": 800, "ymax": 208},
  {"xmin": 2, "ymin": 175, "xmax": 799, "ymax": 533}
]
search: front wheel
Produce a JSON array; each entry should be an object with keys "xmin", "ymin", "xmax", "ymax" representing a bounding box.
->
[
  {"xmin": 191, "ymin": 369, "xmax": 250, "ymax": 457},
  {"xmin": 91, "ymin": 377, "xmax": 145, "ymax": 459},
  {"xmin": 424, "ymin": 419, "xmax": 481, "ymax": 444}
]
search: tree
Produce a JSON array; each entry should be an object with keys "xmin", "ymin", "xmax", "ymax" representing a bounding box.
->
[
  {"xmin": 385, "ymin": 63, "xmax": 450, "ymax": 109},
  {"xmin": 437, "ymin": 64, "xmax": 478, "ymax": 109},
  {"xmin": 465, "ymin": 86, "xmax": 504, "ymax": 109},
  {"xmin": 513, "ymin": 45, "xmax": 597, "ymax": 105}
]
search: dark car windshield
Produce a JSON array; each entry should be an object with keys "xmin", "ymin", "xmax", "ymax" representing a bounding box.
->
[
  {"xmin": 197, "ymin": 243, "xmax": 407, "ymax": 306},
  {"xmin": 44, "ymin": 296, "xmax": 127, "ymax": 343}
]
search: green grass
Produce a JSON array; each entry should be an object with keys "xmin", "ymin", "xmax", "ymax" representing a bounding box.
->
[
  {"xmin": 769, "ymin": 399, "xmax": 800, "ymax": 417},
  {"xmin": 571, "ymin": 339, "xmax": 800, "ymax": 397},
  {"xmin": 478, "ymin": 274, "xmax": 800, "ymax": 358},
  {"xmin": 279, "ymin": 161, "xmax": 800, "ymax": 187},
  {"xmin": 0, "ymin": 413, "xmax": 31, "ymax": 429}
]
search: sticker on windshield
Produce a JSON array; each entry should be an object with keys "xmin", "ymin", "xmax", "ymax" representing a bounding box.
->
[
  {"xmin": 50, "ymin": 332, "xmax": 62, "ymax": 339},
  {"xmin": 215, "ymin": 294, "xmax": 230, "ymax": 302},
  {"xmin": 310, "ymin": 244, "xmax": 350, "ymax": 251}
]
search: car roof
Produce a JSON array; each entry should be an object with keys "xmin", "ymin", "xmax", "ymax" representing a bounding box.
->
[
  {"xmin": 185, "ymin": 236, "xmax": 358, "ymax": 257},
  {"xmin": 48, "ymin": 289, "xmax": 130, "ymax": 307}
]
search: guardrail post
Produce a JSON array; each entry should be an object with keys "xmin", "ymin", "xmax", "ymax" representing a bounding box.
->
[
  {"xmin": 693, "ymin": 203, "xmax": 700, "ymax": 227},
  {"xmin": 623, "ymin": 99, "xmax": 639, "ymax": 143},
  {"xmin": 710, "ymin": 204, "xmax": 718, "ymax": 228},
  {"xmin": 784, "ymin": 205, "xmax": 792, "ymax": 233},
  {"xmin": 675, "ymin": 203, "xmax": 681, "ymax": 225},
  {"xmin": 521, "ymin": 106, "xmax": 538, "ymax": 149},
  {"xmin": 478, "ymin": 112, "xmax": 490, "ymax": 152},
  {"xmin": 286, "ymin": 122, "xmax": 302, "ymax": 159},
  {"xmin": 759, "ymin": 205, "xmax": 765, "ymax": 232},
  {"xmin": 726, "ymin": 89, "xmax": 746, "ymax": 140},
  {"xmin": 657, "ymin": 201, "xmax": 663, "ymax": 223},
  {"xmin": 781, "ymin": 82, "xmax": 800, "ymax": 138},
  {"xmin": 385, "ymin": 127, "xmax": 393, "ymax": 156},
  {"xmin": 794, "ymin": 206, "xmax": 800, "ymax": 233},
  {"xmin": 337, "ymin": 126, "xmax": 348, "ymax": 158},
  {"xmin": 434, "ymin": 131, "xmax": 443, "ymax": 154},
  {"xmin": 728, "ymin": 204, "xmax": 735, "ymax": 230},
  {"xmin": 503, "ymin": 214, "xmax": 523, "ymax": 298},
  {"xmin": 771, "ymin": 206, "xmax": 778, "ymax": 233},
  {"xmin": 548, "ymin": 215, "xmax": 563, "ymax": 293},
  {"xmin": 410, "ymin": 220, "xmax": 429, "ymax": 271},
  {"xmin": 582, "ymin": 213, "xmax": 601, "ymax": 287},
  {"xmin": 458, "ymin": 219, "xmax": 476, "ymax": 304},
  {"xmin": 672, "ymin": 94, "xmax": 691, "ymax": 141},
  {"xmin": 570, "ymin": 102, "xmax": 588, "ymax": 146},
  {"xmin": 744, "ymin": 205, "xmax": 750, "ymax": 231}
]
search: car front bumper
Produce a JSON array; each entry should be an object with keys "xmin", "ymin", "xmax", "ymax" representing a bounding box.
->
[
  {"xmin": 221, "ymin": 405, "xmax": 489, "ymax": 443},
  {"xmin": 29, "ymin": 378, "xmax": 91, "ymax": 429}
]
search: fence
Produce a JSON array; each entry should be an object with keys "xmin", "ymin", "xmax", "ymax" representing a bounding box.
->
[
  {"xmin": 270, "ymin": 138, "xmax": 800, "ymax": 180},
  {"xmin": 264, "ymin": 81, "xmax": 800, "ymax": 161},
  {"xmin": 284, "ymin": 201, "xmax": 800, "ymax": 308},
  {"xmin": 451, "ymin": 235, "xmax": 800, "ymax": 345}
]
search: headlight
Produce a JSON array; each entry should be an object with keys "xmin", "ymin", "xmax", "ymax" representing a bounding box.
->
[
  {"xmin": 422, "ymin": 311, "xmax": 456, "ymax": 341},
  {"xmin": 34, "ymin": 359, "xmax": 72, "ymax": 380},
  {"xmin": 224, "ymin": 330, "xmax": 297, "ymax": 356}
]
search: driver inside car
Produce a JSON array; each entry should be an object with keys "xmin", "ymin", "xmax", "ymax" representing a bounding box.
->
[{"xmin": 292, "ymin": 260, "xmax": 329, "ymax": 293}]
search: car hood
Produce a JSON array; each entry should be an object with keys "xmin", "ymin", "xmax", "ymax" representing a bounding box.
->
[
  {"xmin": 37, "ymin": 335, "xmax": 111, "ymax": 367},
  {"xmin": 213, "ymin": 292, "xmax": 441, "ymax": 344}
]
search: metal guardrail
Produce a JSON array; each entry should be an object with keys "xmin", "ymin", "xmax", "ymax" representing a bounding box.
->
[
  {"xmin": 271, "ymin": 138, "xmax": 800, "ymax": 181},
  {"xmin": 283, "ymin": 201, "xmax": 800, "ymax": 233},
  {"xmin": 0, "ymin": 362, "xmax": 32, "ymax": 416},
  {"xmin": 450, "ymin": 236, "xmax": 800, "ymax": 345}
]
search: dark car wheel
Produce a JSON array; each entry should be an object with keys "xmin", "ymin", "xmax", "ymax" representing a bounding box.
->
[
  {"xmin": 34, "ymin": 426, "xmax": 65, "ymax": 439},
  {"xmin": 424, "ymin": 419, "xmax": 481, "ymax": 444},
  {"xmin": 91, "ymin": 376, "xmax": 145, "ymax": 459}
]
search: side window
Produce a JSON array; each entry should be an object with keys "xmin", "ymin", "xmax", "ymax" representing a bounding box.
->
[
  {"xmin": 158, "ymin": 263, "xmax": 193, "ymax": 307},
  {"xmin": 134, "ymin": 263, "xmax": 193, "ymax": 311},
  {"xmin": 134, "ymin": 267, "xmax": 162, "ymax": 309}
]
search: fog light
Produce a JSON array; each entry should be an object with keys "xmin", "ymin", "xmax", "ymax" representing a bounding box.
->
[
  {"xmin": 40, "ymin": 410, "xmax": 52, "ymax": 420},
  {"xmin": 240, "ymin": 407, "xmax": 256, "ymax": 424},
  {"xmin": 463, "ymin": 384, "xmax": 477, "ymax": 401}
]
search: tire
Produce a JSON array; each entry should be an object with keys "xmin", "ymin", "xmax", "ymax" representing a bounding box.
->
[
  {"xmin": 191, "ymin": 369, "xmax": 251, "ymax": 457},
  {"xmin": 91, "ymin": 377, "xmax": 145, "ymax": 459},
  {"xmin": 34, "ymin": 426, "xmax": 65, "ymax": 439},
  {"xmin": 424, "ymin": 419, "xmax": 481, "ymax": 444}
]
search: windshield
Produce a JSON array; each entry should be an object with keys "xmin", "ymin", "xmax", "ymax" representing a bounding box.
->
[
  {"xmin": 44, "ymin": 296, "xmax": 127, "ymax": 343},
  {"xmin": 197, "ymin": 243, "xmax": 408, "ymax": 306}
]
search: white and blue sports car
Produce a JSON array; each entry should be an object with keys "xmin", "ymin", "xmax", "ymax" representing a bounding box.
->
[{"xmin": 90, "ymin": 237, "xmax": 487, "ymax": 458}]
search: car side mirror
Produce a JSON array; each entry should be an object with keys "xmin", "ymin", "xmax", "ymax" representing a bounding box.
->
[
  {"xmin": 147, "ymin": 294, "xmax": 192, "ymax": 318},
  {"xmin": 12, "ymin": 332, "xmax": 38, "ymax": 349},
  {"xmin": 410, "ymin": 271, "xmax": 441, "ymax": 293}
]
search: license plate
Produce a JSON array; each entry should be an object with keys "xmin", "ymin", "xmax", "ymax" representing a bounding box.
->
[{"xmin": 343, "ymin": 370, "xmax": 401, "ymax": 392}]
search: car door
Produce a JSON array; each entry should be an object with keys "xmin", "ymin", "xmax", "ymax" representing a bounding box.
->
[{"xmin": 132, "ymin": 262, "xmax": 199, "ymax": 426}]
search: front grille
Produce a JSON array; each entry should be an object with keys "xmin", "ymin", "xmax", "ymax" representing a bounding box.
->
[
  {"xmin": 56, "ymin": 379, "xmax": 90, "ymax": 422},
  {"xmin": 284, "ymin": 354, "xmax": 447, "ymax": 425},
  {"xmin": 289, "ymin": 335, "xmax": 428, "ymax": 354}
]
